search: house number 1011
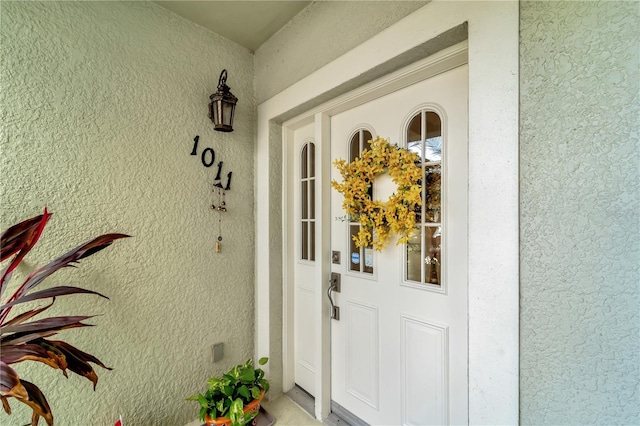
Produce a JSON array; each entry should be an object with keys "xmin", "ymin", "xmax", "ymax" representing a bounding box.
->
[{"xmin": 190, "ymin": 135, "xmax": 233, "ymax": 190}]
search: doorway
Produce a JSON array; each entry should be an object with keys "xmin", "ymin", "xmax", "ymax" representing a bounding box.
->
[
  {"xmin": 257, "ymin": 2, "xmax": 519, "ymax": 423},
  {"xmin": 285, "ymin": 47, "xmax": 468, "ymax": 425}
]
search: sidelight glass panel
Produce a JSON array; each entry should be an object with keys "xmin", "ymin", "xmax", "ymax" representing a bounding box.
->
[
  {"xmin": 310, "ymin": 221, "xmax": 316, "ymax": 261},
  {"xmin": 301, "ymin": 183, "xmax": 308, "ymax": 219},
  {"xmin": 309, "ymin": 180, "xmax": 315, "ymax": 220},
  {"xmin": 301, "ymin": 145, "xmax": 308, "ymax": 178},
  {"xmin": 300, "ymin": 142, "xmax": 316, "ymax": 261},
  {"xmin": 301, "ymin": 222, "xmax": 308, "ymax": 260},
  {"xmin": 309, "ymin": 142, "xmax": 316, "ymax": 177}
]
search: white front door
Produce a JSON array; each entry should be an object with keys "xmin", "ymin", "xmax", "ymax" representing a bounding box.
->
[{"xmin": 329, "ymin": 64, "xmax": 468, "ymax": 425}]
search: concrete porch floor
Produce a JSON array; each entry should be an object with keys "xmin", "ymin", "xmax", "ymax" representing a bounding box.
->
[{"xmin": 262, "ymin": 394, "xmax": 324, "ymax": 425}]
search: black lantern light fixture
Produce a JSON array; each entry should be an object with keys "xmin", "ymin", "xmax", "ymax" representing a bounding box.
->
[{"xmin": 209, "ymin": 69, "xmax": 238, "ymax": 132}]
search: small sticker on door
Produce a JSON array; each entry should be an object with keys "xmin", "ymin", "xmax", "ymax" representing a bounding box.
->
[
  {"xmin": 364, "ymin": 248, "xmax": 374, "ymax": 267},
  {"xmin": 351, "ymin": 252, "xmax": 360, "ymax": 265}
]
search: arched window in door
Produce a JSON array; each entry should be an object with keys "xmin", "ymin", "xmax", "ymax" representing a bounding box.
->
[
  {"xmin": 405, "ymin": 111, "xmax": 443, "ymax": 286},
  {"xmin": 300, "ymin": 142, "xmax": 316, "ymax": 261},
  {"xmin": 348, "ymin": 128, "xmax": 374, "ymax": 274}
]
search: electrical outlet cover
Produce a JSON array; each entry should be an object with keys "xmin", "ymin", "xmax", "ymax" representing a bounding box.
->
[{"xmin": 213, "ymin": 342, "xmax": 224, "ymax": 362}]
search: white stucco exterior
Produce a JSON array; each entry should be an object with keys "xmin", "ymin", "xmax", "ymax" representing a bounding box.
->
[
  {"xmin": 253, "ymin": 1, "xmax": 428, "ymax": 104},
  {"xmin": 519, "ymin": 2, "xmax": 639, "ymax": 423}
]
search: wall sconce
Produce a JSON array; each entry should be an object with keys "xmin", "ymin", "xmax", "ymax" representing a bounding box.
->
[{"xmin": 208, "ymin": 69, "xmax": 238, "ymax": 132}]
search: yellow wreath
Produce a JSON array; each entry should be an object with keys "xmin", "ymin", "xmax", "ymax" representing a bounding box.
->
[{"xmin": 331, "ymin": 136, "xmax": 422, "ymax": 251}]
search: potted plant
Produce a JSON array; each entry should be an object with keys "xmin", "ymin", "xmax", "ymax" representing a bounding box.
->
[
  {"xmin": 0, "ymin": 209, "xmax": 128, "ymax": 426},
  {"xmin": 188, "ymin": 357, "xmax": 270, "ymax": 426}
]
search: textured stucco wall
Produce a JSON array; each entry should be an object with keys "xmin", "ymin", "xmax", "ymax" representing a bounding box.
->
[
  {"xmin": 253, "ymin": 0, "xmax": 428, "ymax": 104},
  {"xmin": 0, "ymin": 2, "xmax": 255, "ymax": 425},
  {"xmin": 520, "ymin": 1, "xmax": 639, "ymax": 424}
]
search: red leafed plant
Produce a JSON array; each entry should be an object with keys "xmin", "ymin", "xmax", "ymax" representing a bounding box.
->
[{"xmin": 0, "ymin": 208, "xmax": 129, "ymax": 425}]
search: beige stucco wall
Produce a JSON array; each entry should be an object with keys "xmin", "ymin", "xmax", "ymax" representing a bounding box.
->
[
  {"xmin": 2, "ymin": 1, "xmax": 637, "ymax": 424},
  {"xmin": 0, "ymin": 2, "xmax": 255, "ymax": 425},
  {"xmin": 519, "ymin": 1, "xmax": 639, "ymax": 423},
  {"xmin": 253, "ymin": 0, "xmax": 428, "ymax": 104}
]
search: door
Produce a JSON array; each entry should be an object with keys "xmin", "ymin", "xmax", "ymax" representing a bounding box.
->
[
  {"xmin": 287, "ymin": 121, "xmax": 318, "ymax": 396},
  {"xmin": 329, "ymin": 64, "xmax": 468, "ymax": 425}
]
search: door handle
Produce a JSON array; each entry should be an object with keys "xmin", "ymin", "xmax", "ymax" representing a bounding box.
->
[{"xmin": 327, "ymin": 273, "xmax": 341, "ymax": 320}]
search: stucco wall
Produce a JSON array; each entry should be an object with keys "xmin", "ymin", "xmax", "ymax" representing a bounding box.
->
[
  {"xmin": 520, "ymin": 1, "xmax": 639, "ymax": 424},
  {"xmin": 253, "ymin": 0, "xmax": 428, "ymax": 104},
  {"xmin": 0, "ymin": 2, "xmax": 255, "ymax": 425}
]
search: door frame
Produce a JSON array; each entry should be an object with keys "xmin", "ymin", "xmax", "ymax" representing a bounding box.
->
[{"xmin": 255, "ymin": 2, "xmax": 519, "ymax": 423}]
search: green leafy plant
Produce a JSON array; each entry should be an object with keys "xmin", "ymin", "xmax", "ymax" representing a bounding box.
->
[
  {"xmin": 0, "ymin": 209, "xmax": 128, "ymax": 426},
  {"xmin": 188, "ymin": 357, "xmax": 270, "ymax": 426}
]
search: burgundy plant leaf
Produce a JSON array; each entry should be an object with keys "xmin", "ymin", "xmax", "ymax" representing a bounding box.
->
[
  {"xmin": 49, "ymin": 340, "xmax": 111, "ymax": 371},
  {"xmin": 1, "ymin": 315, "xmax": 94, "ymax": 335},
  {"xmin": 11, "ymin": 233, "xmax": 129, "ymax": 300},
  {"xmin": 0, "ymin": 232, "xmax": 128, "ymax": 324},
  {"xmin": 0, "ymin": 211, "xmax": 50, "ymax": 262},
  {"xmin": 1, "ymin": 300, "xmax": 55, "ymax": 328},
  {"xmin": 32, "ymin": 339, "xmax": 69, "ymax": 375},
  {"xmin": 45, "ymin": 340, "xmax": 112, "ymax": 390},
  {"xmin": 0, "ymin": 343, "xmax": 66, "ymax": 372},
  {"xmin": 0, "ymin": 210, "xmax": 125, "ymax": 425},
  {"xmin": 1, "ymin": 394, "xmax": 10, "ymax": 415},
  {"xmin": 0, "ymin": 271, "xmax": 12, "ymax": 306},
  {"xmin": 18, "ymin": 380, "xmax": 53, "ymax": 426},
  {"xmin": 0, "ymin": 286, "xmax": 108, "ymax": 312},
  {"xmin": 1, "ymin": 322, "xmax": 91, "ymax": 347},
  {"xmin": 0, "ymin": 361, "xmax": 28, "ymax": 400},
  {"xmin": 0, "ymin": 210, "xmax": 51, "ymax": 300},
  {"xmin": 0, "ymin": 214, "xmax": 39, "ymax": 260}
]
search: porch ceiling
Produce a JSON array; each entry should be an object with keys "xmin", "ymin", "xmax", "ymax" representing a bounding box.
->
[{"xmin": 154, "ymin": 1, "xmax": 310, "ymax": 51}]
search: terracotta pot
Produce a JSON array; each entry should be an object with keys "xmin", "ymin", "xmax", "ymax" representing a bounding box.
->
[{"xmin": 204, "ymin": 389, "xmax": 265, "ymax": 426}]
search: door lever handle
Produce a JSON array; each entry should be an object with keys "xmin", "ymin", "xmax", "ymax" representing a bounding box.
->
[{"xmin": 327, "ymin": 274, "xmax": 340, "ymax": 320}]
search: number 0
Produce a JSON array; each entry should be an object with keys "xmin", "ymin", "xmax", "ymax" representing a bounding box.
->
[{"xmin": 201, "ymin": 148, "xmax": 215, "ymax": 167}]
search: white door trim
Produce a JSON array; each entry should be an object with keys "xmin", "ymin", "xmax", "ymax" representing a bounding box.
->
[{"xmin": 255, "ymin": 2, "xmax": 519, "ymax": 423}]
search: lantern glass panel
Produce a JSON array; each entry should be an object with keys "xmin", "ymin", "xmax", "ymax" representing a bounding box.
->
[{"xmin": 222, "ymin": 102, "xmax": 233, "ymax": 126}]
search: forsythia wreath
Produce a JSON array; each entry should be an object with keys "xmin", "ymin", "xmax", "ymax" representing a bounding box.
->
[{"xmin": 331, "ymin": 136, "xmax": 422, "ymax": 251}]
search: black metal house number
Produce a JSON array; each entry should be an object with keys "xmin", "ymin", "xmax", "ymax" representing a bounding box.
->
[{"xmin": 190, "ymin": 136, "xmax": 232, "ymax": 190}]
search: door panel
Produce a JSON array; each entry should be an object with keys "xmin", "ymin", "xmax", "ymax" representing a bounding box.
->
[
  {"xmin": 290, "ymin": 121, "xmax": 317, "ymax": 396},
  {"xmin": 401, "ymin": 316, "xmax": 448, "ymax": 425},
  {"xmin": 330, "ymin": 64, "xmax": 468, "ymax": 425},
  {"xmin": 344, "ymin": 300, "xmax": 379, "ymax": 409}
]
